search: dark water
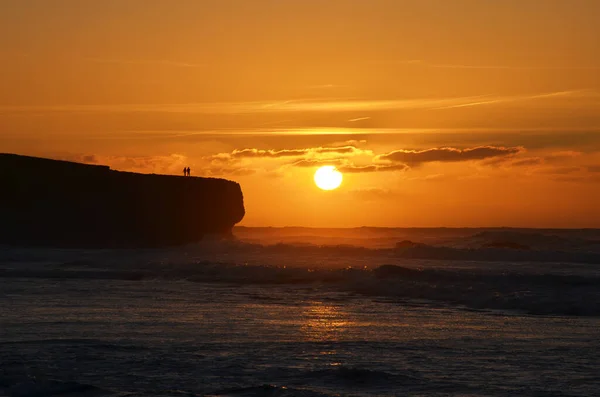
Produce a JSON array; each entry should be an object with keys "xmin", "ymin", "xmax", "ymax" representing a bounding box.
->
[{"xmin": 1, "ymin": 229, "xmax": 600, "ymax": 396}]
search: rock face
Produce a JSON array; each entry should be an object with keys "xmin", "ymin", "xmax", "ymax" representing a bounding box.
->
[{"xmin": 0, "ymin": 154, "xmax": 245, "ymax": 248}]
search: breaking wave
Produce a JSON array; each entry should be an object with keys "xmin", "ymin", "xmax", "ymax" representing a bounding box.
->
[
  {"xmin": 2, "ymin": 228, "xmax": 600, "ymax": 317},
  {"xmin": 2, "ymin": 257, "xmax": 599, "ymax": 316}
]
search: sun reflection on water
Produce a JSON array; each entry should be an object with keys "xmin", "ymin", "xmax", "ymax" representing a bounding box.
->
[{"xmin": 301, "ymin": 301, "xmax": 352, "ymax": 342}]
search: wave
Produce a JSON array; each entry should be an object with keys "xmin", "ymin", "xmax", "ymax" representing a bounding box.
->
[
  {"xmin": 2, "ymin": 231, "xmax": 600, "ymax": 317},
  {"xmin": 2, "ymin": 259, "xmax": 599, "ymax": 316},
  {"xmin": 360, "ymin": 265, "xmax": 600, "ymax": 316},
  {"xmin": 234, "ymin": 227, "xmax": 600, "ymax": 250},
  {"xmin": 206, "ymin": 384, "xmax": 336, "ymax": 397},
  {"xmin": 0, "ymin": 378, "xmax": 110, "ymax": 397},
  {"xmin": 206, "ymin": 366, "xmax": 449, "ymax": 396},
  {"xmin": 2, "ymin": 228, "xmax": 600, "ymax": 267}
]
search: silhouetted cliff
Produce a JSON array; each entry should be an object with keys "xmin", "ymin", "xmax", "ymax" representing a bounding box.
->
[{"xmin": 0, "ymin": 154, "xmax": 245, "ymax": 248}]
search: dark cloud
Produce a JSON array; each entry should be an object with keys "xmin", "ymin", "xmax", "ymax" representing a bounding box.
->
[
  {"xmin": 81, "ymin": 155, "xmax": 99, "ymax": 164},
  {"xmin": 56, "ymin": 154, "xmax": 100, "ymax": 165},
  {"xmin": 483, "ymin": 150, "xmax": 585, "ymax": 169},
  {"xmin": 376, "ymin": 146, "xmax": 522, "ymax": 165},
  {"xmin": 587, "ymin": 165, "xmax": 600, "ymax": 173},
  {"xmin": 510, "ymin": 157, "xmax": 544, "ymax": 167}
]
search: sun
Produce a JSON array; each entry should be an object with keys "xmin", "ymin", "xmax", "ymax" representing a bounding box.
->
[{"xmin": 314, "ymin": 166, "xmax": 343, "ymax": 191}]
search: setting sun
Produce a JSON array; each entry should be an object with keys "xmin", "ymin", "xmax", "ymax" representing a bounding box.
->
[
  {"xmin": 314, "ymin": 166, "xmax": 343, "ymax": 191},
  {"xmin": 2, "ymin": 2, "xmax": 599, "ymax": 396}
]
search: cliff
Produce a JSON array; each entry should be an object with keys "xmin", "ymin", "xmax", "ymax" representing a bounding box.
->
[{"xmin": 0, "ymin": 154, "xmax": 245, "ymax": 248}]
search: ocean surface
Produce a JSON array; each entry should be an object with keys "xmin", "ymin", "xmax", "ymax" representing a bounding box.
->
[{"xmin": 1, "ymin": 228, "xmax": 600, "ymax": 396}]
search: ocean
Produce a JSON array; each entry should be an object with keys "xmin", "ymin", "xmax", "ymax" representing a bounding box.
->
[{"xmin": 1, "ymin": 228, "xmax": 599, "ymax": 396}]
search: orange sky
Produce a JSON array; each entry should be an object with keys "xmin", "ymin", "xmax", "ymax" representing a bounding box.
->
[{"xmin": 1, "ymin": 0, "xmax": 600, "ymax": 227}]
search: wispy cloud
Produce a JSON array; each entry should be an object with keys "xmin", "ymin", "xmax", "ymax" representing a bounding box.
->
[
  {"xmin": 290, "ymin": 159, "xmax": 346, "ymax": 168},
  {"xmin": 432, "ymin": 90, "xmax": 596, "ymax": 110},
  {"xmin": 388, "ymin": 59, "xmax": 600, "ymax": 71},
  {"xmin": 510, "ymin": 158, "xmax": 544, "ymax": 167},
  {"xmin": 230, "ymin": 148, "xmax": 309, "ymax": 158},
  {"xmin": 339, "ymin": 163, "xmax": 409, "ymax": 173},
  {"xmin": 2, "ymin": 90, "xmax": 595, "ymax": 116}
]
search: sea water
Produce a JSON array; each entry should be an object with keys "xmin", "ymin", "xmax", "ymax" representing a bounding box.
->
[{"xmin": 1, "ymin": 229, "xmax": 599, "ymax": 396}]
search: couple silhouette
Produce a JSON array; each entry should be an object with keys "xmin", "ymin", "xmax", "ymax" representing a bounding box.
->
[{"xmin": 183, "ymin": 167, "xmax": 191, "ymax": 177}]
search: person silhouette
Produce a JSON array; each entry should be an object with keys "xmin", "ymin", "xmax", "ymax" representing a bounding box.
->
[{"xmin": 186, "ymin": 167, "xmax": 191, "ymax": 176}]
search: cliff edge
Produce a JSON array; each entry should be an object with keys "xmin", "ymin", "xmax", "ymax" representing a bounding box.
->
[{"xmin": 0, "ymin": 154, "xmax": 245, "ymax": 248}]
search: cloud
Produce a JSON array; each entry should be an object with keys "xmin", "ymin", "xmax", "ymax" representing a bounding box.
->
[
  {"xmin": 344, "ymin": 139, "xmax": 367, "ymax": 145},
  {"xmin": 537, "ymin": 166, "xmax": 582, "ymax": 175},
  {"xmin": 432, "ymin": 90, "xmax": 597, "ymax": 110},
  {"xmin": 376, "ymin": 146, "xmax": 522, "ymax": 165},
  {"xmin": 389, "ymin": 59, "xmax": 600, "ymax": 71},
  {"xmin": 204, "ymin": 145, "xmax": 376, "ymax": 176},
  {"xmin": 483, "ymin": 149, "xmax": 587, "ymax": 169},
  {"xmin": 213, "ymin": 146, "xmax": 371, "ymax": 161},
  {"xmin": 254, "ymin": 91, "xmax": 596, "ymax": 113},
  {"xmin": 203, "ymin": 145, "xmax": 375, "ymax": 176},
  {"xmin": 2, "ymin": 90, "xmax": 595, "ymax": 115},
  {"xmin": 510, "ymin": 157, "xmax": 544, "ymax": 167},
  {"xmin": 80, "ymin": 154, "xmax": 99, "ymax": 164},
  {"xmin": 587, "ymin": 165, "xmax": 600, "ymax": 173},
  {"xmin": 211, "ymin": 144, "xmax": 526, "ymax": 175},
  {"xmin": 290, "ymin": 159, "xmax": 346, "ymax": 168},
  {"xmin": 316, "ymin": 146, "xmax": 362, "ymax": 155},
  {"xmin": 338, "ymin": 163, "xmax": 409, "ymax": 173},
  {"xmin": 231, "ymin": 148, "xmax": 308, "ymax": 158},
  {"xmin": 544, "ymin": 151, "xmax": 583, "ymax": 163},
  {"xmin": 407, "ymin": 173, "xmax": 449, "ymax": 182}
]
